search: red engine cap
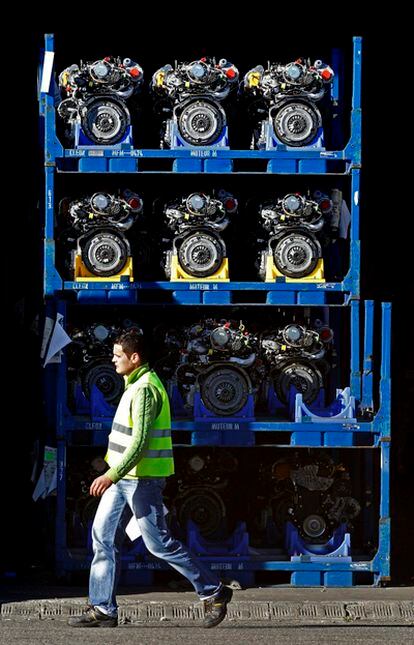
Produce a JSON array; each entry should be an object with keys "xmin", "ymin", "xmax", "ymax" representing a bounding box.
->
[
  {"xmin": 129, "ymin": 67, "xmax": 141, "ymax": 78},
  {"xmin": 319, "ymin": 327, "xmax": 333, "ymax": 342},
  {"xmin": 319, "ymin": 199, "xmax": 332, "ymax": 211},
  {"xmin": 321, "ymin": 69, "xmax": 332, "ymax": 80},
  {"xmin": 128, "ymin": 198, "xmax": 141, "ymax": 210},
  {"xmin": 225, "ymin": 68, "xmax": 237, "ymax": 79}
]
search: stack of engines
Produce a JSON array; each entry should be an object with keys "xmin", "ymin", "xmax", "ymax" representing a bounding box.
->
[
  {"xmin": 157, "ymin": 318, "xmax": 335, "ymax": 416},
  {"xmin": 158, "ymin": 319, "xmax": 260, "ymax": 417},
  {"xmin": 58, "ymin": 189, "xmax": 347, "ymax": 282},
  {"xmin": 58, "ymin": 56, "xmax": 143, "ymax": 146},
  {"xmin": 162, "ymin": 191, "xmax": 237, "ymax": 279},
  {"xmin": 269, "ymin": 451, "xmax": 361, "ymax": 544},
  {"xmin": 243, "ymin": 57, "xmax": 334, "ymax": 149},
  {"xmin": 59, "ymin": 189, "xmax": 143, "ymax": 278},
  {"xmin": 257, "ymin": 190, "xmax": 341, "ymax": 281},
  {"xmin": 56, "ymin": 54, "xmax": 335, "ymax": 150},
  {"xmin": 151, "ymin": 57, "xmax": 239, "ymax": 148},
  {"xmin": 66, "ymin": 449, "xmax": 360, "ymax": 549}
]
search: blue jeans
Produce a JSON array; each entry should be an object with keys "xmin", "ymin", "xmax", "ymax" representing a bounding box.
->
[{"xmin": 89, "ymin": 478, "xmax": 221, "ymax": 616}]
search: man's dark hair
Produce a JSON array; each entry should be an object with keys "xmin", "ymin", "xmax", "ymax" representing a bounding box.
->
[{"xmin": 115, "ymin": 329, "xmax": 148, "ymax": 362}]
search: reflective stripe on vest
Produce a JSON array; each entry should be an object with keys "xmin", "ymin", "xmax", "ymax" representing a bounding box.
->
[{"xmin": 105, "ymin": 370, "xmax": 174, "ymax": 478}]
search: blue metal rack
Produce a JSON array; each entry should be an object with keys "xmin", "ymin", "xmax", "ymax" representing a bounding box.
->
[
  {"xmin": 40, "ymin": 35, "xmax": 392, "ymax": 587},
  {"xmin": 45, "ymin": 299, "xmax": 391, "ymax": 450},
  {"xmin": 39, "ymin": 35, "xmax": 362, "ymax": 175},
  {"xmin": 54, "ymin": 442, "xmax": 390, "ymax": 587},
  {"xmin": 43, "ymin": 165, "xmax": 361, "ymax": 302},
  {"xmin": 45, "ymin": 293, "xmax": 390, "ymax": 586}
]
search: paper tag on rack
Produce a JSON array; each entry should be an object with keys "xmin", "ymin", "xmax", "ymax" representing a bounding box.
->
[
  {"xmin": 40, "ymin": 51, "xmax": 54, "ymax": 93},
  {"xmin": 32, "ymin": 446, "xmax": 57, "ymax": 501},
  {"xmin": 42, "ymin": 313, "xmax": 72, "ymax": 366}
]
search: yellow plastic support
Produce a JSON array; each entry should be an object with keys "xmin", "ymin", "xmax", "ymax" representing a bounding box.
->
[
  {"xmin": 264, "ymin": 254, "xmax": 325, "ymax": 283},
  {"xmin": 155, "ymin": 71, "xmax": 165, "ymax": 87},
  {"xmin": 247, "ymin": 71, "xmax": 261, "ymax": 87},
  {"xmin": 170, "ymin": 255, "xmax": 230, "ymax": 281},
  {"xmin": 74, "ymin": 254, "xmax": 134, "ymax": 282}
]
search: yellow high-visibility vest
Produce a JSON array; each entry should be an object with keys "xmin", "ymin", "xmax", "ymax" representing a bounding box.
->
[{"xmin": 105, "ymin": 369, "xmax": 174, "ymax": 478}]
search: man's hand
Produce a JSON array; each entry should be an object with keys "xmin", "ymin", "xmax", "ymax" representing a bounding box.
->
[{"xmin": 90, "ymin": 475, "xmax": 114, "ymax": 497}]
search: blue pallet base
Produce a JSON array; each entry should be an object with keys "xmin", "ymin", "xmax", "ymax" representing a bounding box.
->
[
  {"xmin": 268, "ymin": 385, "xmax": 326, "ymax": 418},
  {"xmin": 189, "ymin": 429, "xmax": 256, "ymax": 447},
  {"xmin": 173, "ymin": 157, "xmax": 234, "ymax": 174},
  {"xmin": 54, "ymin": 153, "xmax": 353, "ymax": 174},
  {"xmin": 74, "ymin": 122, "xmax": 134, "ymax": 150},
  {"xmin": 168, "ymin": 120, "xmax": 229, "ymax": 150},
  {"xmin": 193, "ymin": 391, "xmax": 255, "ymax": 423},
  {"xmin": 73, "ymin": 384, "xmax": 115, "ymax": 419},
  {"xmin": 267, "ymin": 159, "xmax": 330, "ymax": 173},
  {"xmin": 259, "ymin": 120, "xmax": 325, "ymax": 151},
  {"xmin": 55, "ymin": 550, "xmax": 385, "ymax": 588},
  {"xmin": 62, "ymin": 422, "xmax": 383, "ymax": 449},
  {"xmin": 294, "ymin": 388, "xmax": 356, "ymax": 423},
  {"xmin": 63, "ymin": 284, "xmax": 352, "ymax": 306},
  {"xmin": 290, "ymin": 571, "xmax": 353, "ymax": 586},
  {"xmin": 286, "ymin": 523, "xmax": 351, "ymax": 558},
  {"xmin": 63, "ymin": 416, "xmax": 382, "ymax": 449},
  {"xmin": 187, "ymin": 520, "xmax": 250, "ymax": 556},
  {"xmin": 79, "ymin": 157, "xmax": 139, "ymax": 172}
]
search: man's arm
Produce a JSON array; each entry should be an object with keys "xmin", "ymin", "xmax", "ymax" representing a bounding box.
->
[{"xmin": 105, "ymin": 384, "xmax": 162, "ymax": 484}]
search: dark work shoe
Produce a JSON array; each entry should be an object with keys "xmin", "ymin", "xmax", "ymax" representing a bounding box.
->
[
  {"xmin": 203, "ymin": 585, "xmax": 233, "ymax": 628},
  {"xmin": 67, "ymin": 605, "xmax": 118, "ymax": 628}
]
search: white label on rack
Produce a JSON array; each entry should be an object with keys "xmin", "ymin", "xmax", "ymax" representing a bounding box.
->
[
  {"xmin": 40, "ymin": 51, "xmax": 54, "ymax": 93},
  {"xmin": 190, "ymin": 150, "xmax": 218, "ymax": 158},
  {"xmin": 211, "ymin": 423, "xmax": 240, "ymax": 430},
  {"xmin": 189, "ymin": 284, "xmax": 211, "ymax": 290}
]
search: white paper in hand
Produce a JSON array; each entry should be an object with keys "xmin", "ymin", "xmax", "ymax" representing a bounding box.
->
[{"xmin": 125, "ymin": 504, "xmax": 169, "ymax": 541}]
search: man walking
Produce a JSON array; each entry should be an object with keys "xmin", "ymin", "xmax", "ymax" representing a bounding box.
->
[{"xmin": 68, "ymin": 329, "xmax": 232, "ymax": 628}]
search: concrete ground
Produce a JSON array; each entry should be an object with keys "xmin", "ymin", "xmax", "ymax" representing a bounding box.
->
[
  {"xmin": 1, "ymin": 584, "xmax": 413, "ymax": 626},
  {"xmin": 1, "ymin": 620, "xmax": 414, "ymax": 645}
]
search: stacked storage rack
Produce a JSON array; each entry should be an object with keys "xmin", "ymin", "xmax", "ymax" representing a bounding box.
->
[{"xmin": 39, "ymin": 34, "xmax": 391, "ymax": 586}]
